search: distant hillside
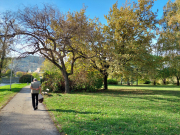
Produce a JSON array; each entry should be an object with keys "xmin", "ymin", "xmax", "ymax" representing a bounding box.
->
[{"xmin": 12, "ymin": 56, "xmax": 45, "ymax": 72}]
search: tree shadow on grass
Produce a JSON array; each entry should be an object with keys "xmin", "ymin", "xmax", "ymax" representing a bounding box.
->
[
  {"xmin": 0, "ymin": 87, "xmax": 29, "ymax": 93},
  {"xmin": 75, "ymin": 89, "xmax": 180, "ymax": 99},
  {"xmin": 109, "ymin": 84, "xmax": 180, "ymax": 88},
  {"xmin": 40, "ymin": 109, "xmax": 101, "ymax": 114}
]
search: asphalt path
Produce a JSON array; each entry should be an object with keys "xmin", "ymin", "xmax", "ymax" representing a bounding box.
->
[{"xmin": 0, "ymin": 86, "xmax": 60, "ymax": 135}]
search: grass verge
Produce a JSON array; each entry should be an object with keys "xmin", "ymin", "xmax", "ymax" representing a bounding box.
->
[
  {"xmin": 44, "ymin": 85, "xmax": 180, "ymax": 135},
  {"xmin": 0, "ymin": 83, "xmax": 28, "ymax": 109}
]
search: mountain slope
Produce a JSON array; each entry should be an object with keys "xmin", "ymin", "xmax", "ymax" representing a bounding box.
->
[{"xmin": 12, "ymin": 56, "xmax": 45, "ymax": 72}]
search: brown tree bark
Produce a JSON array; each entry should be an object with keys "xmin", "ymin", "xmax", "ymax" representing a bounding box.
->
[
  {"xmin": 162, "ymin": 78, "xmax": 166, "ymax": 85},
  {"xmin": 62, "ymin": 71, "xmax": 70, "ymax": 93},
  {"xmin": 177, "ymin": 77, "xmax": 179, "ymax": 86},
  {"xmin": 103, "ymin": 74, "xmax": 108, "ymax": 90},
  {"xmin": 153, "ymin": 80, "xmax": 156, "ymax": 85}
]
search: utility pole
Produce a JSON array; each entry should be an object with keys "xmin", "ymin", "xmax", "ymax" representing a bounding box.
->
[{"xmin": 10, "ymin": 57, "xmax": 13, "ymax": 91}]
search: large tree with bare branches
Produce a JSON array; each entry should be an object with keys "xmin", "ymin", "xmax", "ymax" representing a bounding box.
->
[{"xmin": 10, "ymin": 5, "xmax": 100, "ymax": 93}]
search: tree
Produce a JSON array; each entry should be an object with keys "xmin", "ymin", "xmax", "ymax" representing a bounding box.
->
[
  {"xmin": 5, "ymin": 69, "xmax": 11, "ymax": 77},
  {"xmin": 0, "ymin": 12, "xmax": 15, "ymax": 78},
  {"xmin": 32, "ymin": 72, "xmax": 40, "ymax": 81},
  {"xmin": 41, "ymin": 59, "xmax": 60, "ymax": 73},
  {"xmin": 169, "ymin": 56, "xmax": 180, "ymax": 85},
  {"xmin": 103, "ymin": 0, "xmax": 157, "ymax": 85},
  {"xmin": 16, "ymin": 71, "xmax": 23, "ymax": 77},
  {"xmin": 89, "ymin": 36, "xmax": 112, "ymax": 89},
  {"xmin": 10, "ymin": 5, "xmax": 100, "ymax": 93},
  {"xmin": 157, "ymin": 67, "xmax": 170, "ymax": 85},
  {"xmin": 157, "ymin": 0, "xmax": 180, "ymax": 85}
]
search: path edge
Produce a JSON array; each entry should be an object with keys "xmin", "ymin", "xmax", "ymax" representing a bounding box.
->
[{"xmin": 42, "ymin": 97, "xmax": 64, "ymax": 135}]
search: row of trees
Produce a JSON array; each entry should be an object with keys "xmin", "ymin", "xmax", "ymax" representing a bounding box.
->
[{"xmin": 1, "ymin": 0, "xmax": 180, "ymax": 93}]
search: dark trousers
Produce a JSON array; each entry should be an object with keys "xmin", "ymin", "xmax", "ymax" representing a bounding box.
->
[{"xmin": 32, "ymin": 93, "xmax": 38, "ymax": 109}]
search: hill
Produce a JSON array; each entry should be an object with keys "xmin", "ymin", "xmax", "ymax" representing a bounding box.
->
[{"xmin": 12, "ymin": 56, "xmax": 45, "ymax": 72}]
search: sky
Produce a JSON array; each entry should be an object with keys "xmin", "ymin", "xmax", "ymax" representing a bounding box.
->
[
  {"xmin": 0, "ymin": 0, "xmax": 176, "ymax": 57},
  {"xmin": 0, "ymin": 0, "xmax": 176, "ymax": 25}
]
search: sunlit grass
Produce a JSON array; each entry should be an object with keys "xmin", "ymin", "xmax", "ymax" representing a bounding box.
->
[
  {"xmin": 0, "ymin": 83, "xmax": 28, "ymax": 109},
  {"xmin": 44, "ymin": 85, "xmax": 180, "ymax": 135}
]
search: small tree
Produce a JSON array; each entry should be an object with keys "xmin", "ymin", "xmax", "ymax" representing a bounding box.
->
[
  {"xmin": 16, "ymin": 71, "xmax": 23, "ymax": 77},
  {"xmin": 32, "ymin": 72, "xmax": 40, "ymax": 81}
]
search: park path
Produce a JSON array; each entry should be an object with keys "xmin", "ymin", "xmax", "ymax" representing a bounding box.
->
[{"xmin": 0, "ymin": 86, "xmax": 60, "ymax": 135}]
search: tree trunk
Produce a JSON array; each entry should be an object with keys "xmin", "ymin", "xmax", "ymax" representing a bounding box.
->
[
  {"xmin": 0, "ymin": 45, "xmax": 6, "ymax": 78},
  {"xmin": 131, "ymin": 81, "xmax": 133, "ymax": 85},
  {"xmin": 162, "ymin": 78, "xmax": 166, "ymax": 85},
  {"xmin": 121, "ymin": 77, "xmax": 123, "ymax": 85},
  {"xmin": 127, "ymin": 78, "xmax": 130, "ymax": 86},
  {"xmin": 63, "ymin": 71, "xmax": 70, "ymax": 93},
  {"xmin": 0, "ymin": 25, "xmax": 8, "ymax": 78},
  {"xmin": 153, "ymin": 80, "xmax": 156, "ymax": 85},
  {"xmin": 136, "ymin": 78, "xmax": 138, "ymax": 86},
  {"xmin": 104, "ymin": 74, "xmax": 108, "ymax": 90},
  {"xmin": 0, "ymin": 63, "xmax": 2, "ymax": 78},
  {"xmin": 177, "ymin": 77, "xmax": 179, "ymax": 86}
]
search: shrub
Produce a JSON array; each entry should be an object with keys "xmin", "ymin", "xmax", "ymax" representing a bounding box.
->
[
  {"xmin": 107, "ymin": 79, "xmax": 118, "ymax": 85},
  {"xmin": 41, "ymin": 70, "xmax": 65, "ymax": 93},
  {"xmin": 144, "ymin": 80, "xmax": 151, "ymax": 84},
  {"xmin": 40, "ymin": 78, "xmax": 45, "ymax": 84},
  {"xmin": 41, "ymin": 69, "xmax": 103, "ymax": 93},
  {"xmin": 70, "ymin": 70, "xmax": 103, "ymax": 92},
  {"xmin": 166, "ymin": 81, "xmax": 170, "ymax": 84},
  {"xmin": 19, "ymin": 74, "xmax": 34, "ymax": 83}
]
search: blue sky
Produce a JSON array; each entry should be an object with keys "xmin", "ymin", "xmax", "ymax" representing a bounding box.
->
[{"xmin": 0, "ymin": 0, "xmax": 175, "ymax": 25}]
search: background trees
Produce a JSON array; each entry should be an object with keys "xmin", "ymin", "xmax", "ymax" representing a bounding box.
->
[
  {"xmin": 157, "ymin": 0, "xmax": 180, "ymax": 85},
  {"xmin": 1, "ymin": 0, "xmax": 180, "ymax": 91}
]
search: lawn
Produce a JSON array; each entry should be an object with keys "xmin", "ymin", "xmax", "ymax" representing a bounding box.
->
[
  {"xmin": 43, "ymin": 85, "xmax": 180, "ymax": 135},
  {"xmin": 0, "ymin": 83, "xmax": 28, "ymax": 109}
]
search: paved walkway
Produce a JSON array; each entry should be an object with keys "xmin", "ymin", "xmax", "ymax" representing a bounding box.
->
[{"xmin": 0, "ymin": 86, "xmax": 60, "ymax": 135}]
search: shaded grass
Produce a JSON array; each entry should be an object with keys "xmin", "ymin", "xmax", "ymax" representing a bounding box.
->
[
  {"xmin": 0, "ymin": 83, "xmax": 28, "ymax": 109},
  {"xmin": 44, "ymin": 85, "xmax": 180, "ymax": 135}
]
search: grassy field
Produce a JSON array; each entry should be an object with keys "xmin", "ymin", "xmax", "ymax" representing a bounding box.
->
[
  {"xmin": 44, "ymin": 85, "xmax": 180, "ymax": 135},
  {"xmin": 0, "ymin": 83, "xmax": 28, "ymax": 109}
]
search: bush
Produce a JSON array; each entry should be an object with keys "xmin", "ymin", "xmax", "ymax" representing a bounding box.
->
[
  {"xmin": 144, "ymin": 80, "xmax": 151, "ymax": 84},
  {"xmin": 107, "ymin": 79, "xmax": 118, "ymax": 85},
  {"xmin": 41, "ymin": 70, "xmax": 65, "ymax": 93},
  {"xmin": 166, "ymin": 81, "xmax": 170, "ymax": 84},
  {"xmin": 19, "ymin": 74, "xmax": 34, "ymax": 83},
  {"xmin": 70, "ymin": 70, "xmax": 103, "ymax": 92},
  {"xmin": 41, "ymin": 69, "xmax": 103, "ymax": 93}
]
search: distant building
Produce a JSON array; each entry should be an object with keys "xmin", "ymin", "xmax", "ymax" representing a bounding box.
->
[{"xmin": 34, "ymin": 68, "xmax": 40, "ymax": 73}]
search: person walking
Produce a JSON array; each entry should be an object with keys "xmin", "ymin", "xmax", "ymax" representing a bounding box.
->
[{"xmin": 30, "ymin": 78, "xmax": 41, "ymax": 110}]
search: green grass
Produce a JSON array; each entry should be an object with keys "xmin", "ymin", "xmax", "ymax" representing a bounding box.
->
[
  {"xmin": 0, "ymin": 83, "xmax": 28, "ymax": 109},
  {"xmin": 44, "ymin": 85, "xmax": 180, "ymax": 135}
]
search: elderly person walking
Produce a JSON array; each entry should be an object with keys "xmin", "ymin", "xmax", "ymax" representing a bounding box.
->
[{"xmin": 30, "ymin": 78, "xmax": 41, "ymax": 110}]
